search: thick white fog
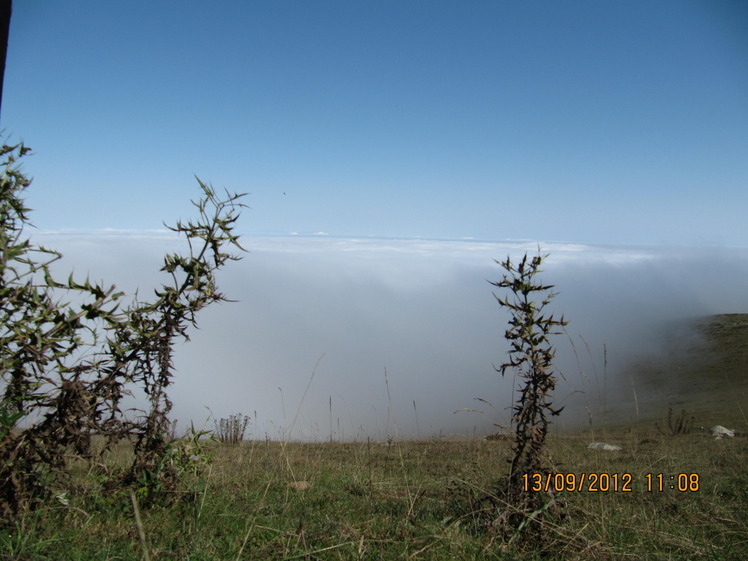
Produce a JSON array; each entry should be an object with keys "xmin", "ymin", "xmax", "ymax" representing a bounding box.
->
[{"xmin": 33, "ymin": 232, "xmax": 748, "ymax": 441}]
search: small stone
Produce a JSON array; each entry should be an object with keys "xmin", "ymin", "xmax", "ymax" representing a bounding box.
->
[
  {"xmin": 709, "ymin": 425, "xmax": 735, "ymax": 439},
  {"xmin": 587, "ymin": 442, "xmax": 622, "ymax": 451}
]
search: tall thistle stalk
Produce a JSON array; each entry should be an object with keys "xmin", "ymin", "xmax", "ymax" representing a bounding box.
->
[{"xmin": 489, "ymin": 251, "xmax": 568, "ymax": 537}]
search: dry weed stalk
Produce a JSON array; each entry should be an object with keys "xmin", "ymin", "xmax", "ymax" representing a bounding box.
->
[{"xmin": 656, "ymin": 407, "xmax": 694, "ymax": 436}]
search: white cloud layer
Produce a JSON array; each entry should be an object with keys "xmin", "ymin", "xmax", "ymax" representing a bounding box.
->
[{"xmin": 31, "ymin": 232, "xmax": 748, "ymax": 441}]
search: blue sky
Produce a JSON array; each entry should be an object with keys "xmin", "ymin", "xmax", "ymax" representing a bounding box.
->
[{"xmin": 3, "ymin": 1, "xmax": 747, "ymax": 245}]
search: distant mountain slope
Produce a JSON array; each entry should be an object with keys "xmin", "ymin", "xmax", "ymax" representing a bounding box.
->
[{"xmin": 609, "ymin": 314, "xmax": 748, "ymax": 430}]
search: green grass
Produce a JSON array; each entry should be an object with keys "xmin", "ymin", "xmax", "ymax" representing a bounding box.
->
[{"xmin": 3, "ymin": 314, "xmax": 748, "ymax": 560}]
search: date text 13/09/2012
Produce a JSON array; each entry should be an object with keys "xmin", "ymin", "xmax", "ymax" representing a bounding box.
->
[{"xmin": 521, "ymin": 473, "xmax": 700, "ymax": 493}]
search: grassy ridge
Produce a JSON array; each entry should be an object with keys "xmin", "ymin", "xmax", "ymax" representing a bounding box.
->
[
  {"xmin": 624, "ymin": 313, "xmax": 748, "ymax": 429},
  {"xmin": 3, "ymin": 315, "xmax": 747, "ymax": 560}
]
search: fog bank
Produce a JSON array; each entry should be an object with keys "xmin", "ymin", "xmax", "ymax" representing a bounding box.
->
[{"xmin": 34, "ymin": 232, "xmax": 748, "ymax": 440}]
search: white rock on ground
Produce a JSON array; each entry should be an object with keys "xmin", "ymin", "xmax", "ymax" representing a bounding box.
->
[
  {"xmin": 587, "ymin": 442, "xmax": 622, "ymax": 451},
  {"xmin": 709, "ymin": 425, "xmax": 735, "ymax": 439}
]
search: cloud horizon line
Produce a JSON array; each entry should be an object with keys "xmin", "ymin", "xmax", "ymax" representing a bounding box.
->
[{"xmin": 31, "ymin": 228, "xmax": 748, "ymax": 251}]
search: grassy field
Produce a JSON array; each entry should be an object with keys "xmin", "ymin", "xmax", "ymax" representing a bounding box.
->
[{"xmin": 3, "ymin": 315, "xmax": 747, "ymax": 560}]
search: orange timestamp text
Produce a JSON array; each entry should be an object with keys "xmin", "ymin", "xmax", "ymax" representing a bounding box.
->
[{"xmin": 521, "ymin": 472, "xmax": 700, "ymax": 492}]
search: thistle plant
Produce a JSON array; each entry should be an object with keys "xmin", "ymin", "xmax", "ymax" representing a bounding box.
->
[
  {"xmin": 214, "ymin": 413, "xmax": 250, "ymax": 444},
  {"xmin": 489, "ymin": 251, "xmax": 568, "ymax": 538},
  {"xmin": 0, "ymin": 141, "xmax": 246, "ymax": 519}
]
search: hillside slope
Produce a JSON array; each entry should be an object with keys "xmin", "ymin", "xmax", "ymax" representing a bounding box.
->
[{"xmin": 610, "ymin": 313, "xmax": 748, "ymax": 431}]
